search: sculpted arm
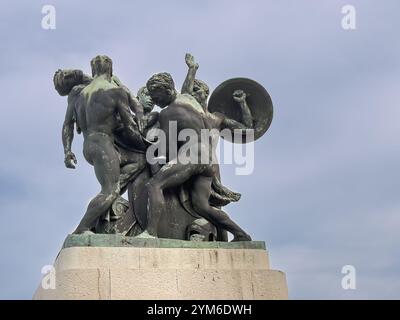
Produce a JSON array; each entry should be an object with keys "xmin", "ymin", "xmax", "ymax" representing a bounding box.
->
[
  {"xmin": 128, "ymin": 94, "xmax": 144, "ymax": 119},
  {"xmin": 220, "ymin": 90, "xmax": 254, "ymax": 132},
  {"xmin": 116, "ymin": 90, "xmax": 146, "ymax": 148},
  {"xmin": 62, "ymin": 94, "xmax": 77, "ymax": 169},
  {"xmin": 113, "ymin": 75, "xmax": 144, "ymax": 118},
  {"xmin": 181, "ymin": 53, "xmax": 199, "ymax": 95},
  {"xmin": 116, "ymin": 90, "xmax": 138, "ymax": 129},
  {"xmin": 144, "ymin": 112, "xmax": 159, "ymax": 129}
]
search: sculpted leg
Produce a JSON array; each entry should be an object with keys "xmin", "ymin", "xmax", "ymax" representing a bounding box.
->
[
  {"xmin": 119, "ymin": 152, "xmax": 146, "ymax": 193},
  {"xmin": 138, "ymin": 161, "xmax": 200, "ymax": 237},
  {"xmin": 191, "ymin": 176, "xmax": 251, "ymax": 241},
  {"xmin": 74, "ymin": 139, "xmax": 120, "ymax": 234}
]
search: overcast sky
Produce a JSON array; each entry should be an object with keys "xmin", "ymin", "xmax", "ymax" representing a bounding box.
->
[{"xmin": 0, "ymin": 0, "xmax": 399, "ymax": 299}]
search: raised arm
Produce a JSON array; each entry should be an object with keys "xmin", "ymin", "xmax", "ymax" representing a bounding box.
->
[
  {"xmin": 62, "ymin": 94, "xmax": 77, "ymax": 169},
  {"xmin": 181, "ymin": 53, "xmax": 199, "ymax": 95},
  {"xmin": 233, "ymin": 90, "xmax": 253, "ymax": 128},
  {"xmin": 220, "ymin": 90, "xmax": 254, "ymax": 132}
]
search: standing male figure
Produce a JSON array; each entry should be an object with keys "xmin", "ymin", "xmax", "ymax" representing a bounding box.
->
[{"xmin": 61, "ymin": 55, "xmax": 146, "ymax": 234}]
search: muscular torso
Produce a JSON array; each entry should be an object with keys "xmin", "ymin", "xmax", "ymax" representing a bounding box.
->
[
  {"xmin": 159, "ymin": 94, "xmax": 223, "ymax": 161},
  {"xmin": 73, "ymin": 77, "xmax": 126, "ymax": 138}
]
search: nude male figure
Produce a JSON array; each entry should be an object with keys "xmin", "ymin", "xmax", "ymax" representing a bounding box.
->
[
  {"xmin": 181, "ymin": 54, "xmax": 250, "ymax": 199},
  {"xmin": 60, "ymin": 55, "xmax": 146, "ymax": 234},
  {"xmin": 136, "ymin": 67, "xmax": 254, "ymax": 241}
]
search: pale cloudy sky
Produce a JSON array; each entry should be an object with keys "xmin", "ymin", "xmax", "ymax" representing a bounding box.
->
[{"xmin": 0, "ymin": 0, "xmax": 399, "ymax": 299}]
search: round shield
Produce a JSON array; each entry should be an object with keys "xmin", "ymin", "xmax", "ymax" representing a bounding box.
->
[{"xmin": 208, "ymin": 78, "xmax": 273, "ymax": 143}]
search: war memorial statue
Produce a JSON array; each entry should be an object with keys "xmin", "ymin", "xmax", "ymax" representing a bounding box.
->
[
  {"xmin": 33, "ymin": 53, "xmax": 289, "ymax": 300},
  {"xmin": 52, "ymin": 53, "xmax": 273, "ymax": 242}
]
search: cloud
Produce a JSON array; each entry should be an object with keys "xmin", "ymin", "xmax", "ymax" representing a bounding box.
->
[{"xmin": 0, "ymin": 0, "xmax": 399, "ymax": 299}]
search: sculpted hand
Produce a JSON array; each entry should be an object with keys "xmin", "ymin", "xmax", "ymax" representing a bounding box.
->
[
  {"xmin": 64, "ymin": 151, "xmax": 77, "ymax": 169},
  {"xmin": 185, "ymin": 53, "xmax": 198, "ymax": 69},
  {"xmin": 233, "ymin": 89, "xmax": 247, "ymax": 103}
]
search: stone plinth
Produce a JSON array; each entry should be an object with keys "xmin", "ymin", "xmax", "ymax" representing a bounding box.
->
[{"xmin": 33, "ymin": 234, "xmax": 288, "ymax": 300}]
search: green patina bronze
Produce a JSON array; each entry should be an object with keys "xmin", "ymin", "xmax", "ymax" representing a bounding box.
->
[
  {"xmin": 53, "ymin": 53, "xmax": 273, "ymax": 244},
  {"xmin": 62, "ymin": 234, "xmax": 266, "ymax": 250}
]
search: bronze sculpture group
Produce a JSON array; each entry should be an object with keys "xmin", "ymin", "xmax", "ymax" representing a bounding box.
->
[{"xmin": 53, "ymin": 54, "xmax": 273, "ymax": 242}]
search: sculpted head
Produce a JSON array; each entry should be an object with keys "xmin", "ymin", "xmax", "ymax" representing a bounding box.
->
[
  {"xmin": 192, "ymin": 79, "xmax": 209, "ymax": 110},
  {"xmin": 146, "ymin": 72, "xmax": 177, "ymax": 108},
  {"xmin": 90, "ymin": 55, "xmax": 113, "ymax": 78},
  {"xmin": 137, "ymin": 86, "xmax": 155, "ymax": 114},
  {"xmin": 53, "ymin": 69, "xmax": 86, "ymax": 96}
]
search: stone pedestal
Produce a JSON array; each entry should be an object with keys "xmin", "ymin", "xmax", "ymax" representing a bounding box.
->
[{"xmin": 33, "ymin": 234, "xmax": 288, "ymax": 300}]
